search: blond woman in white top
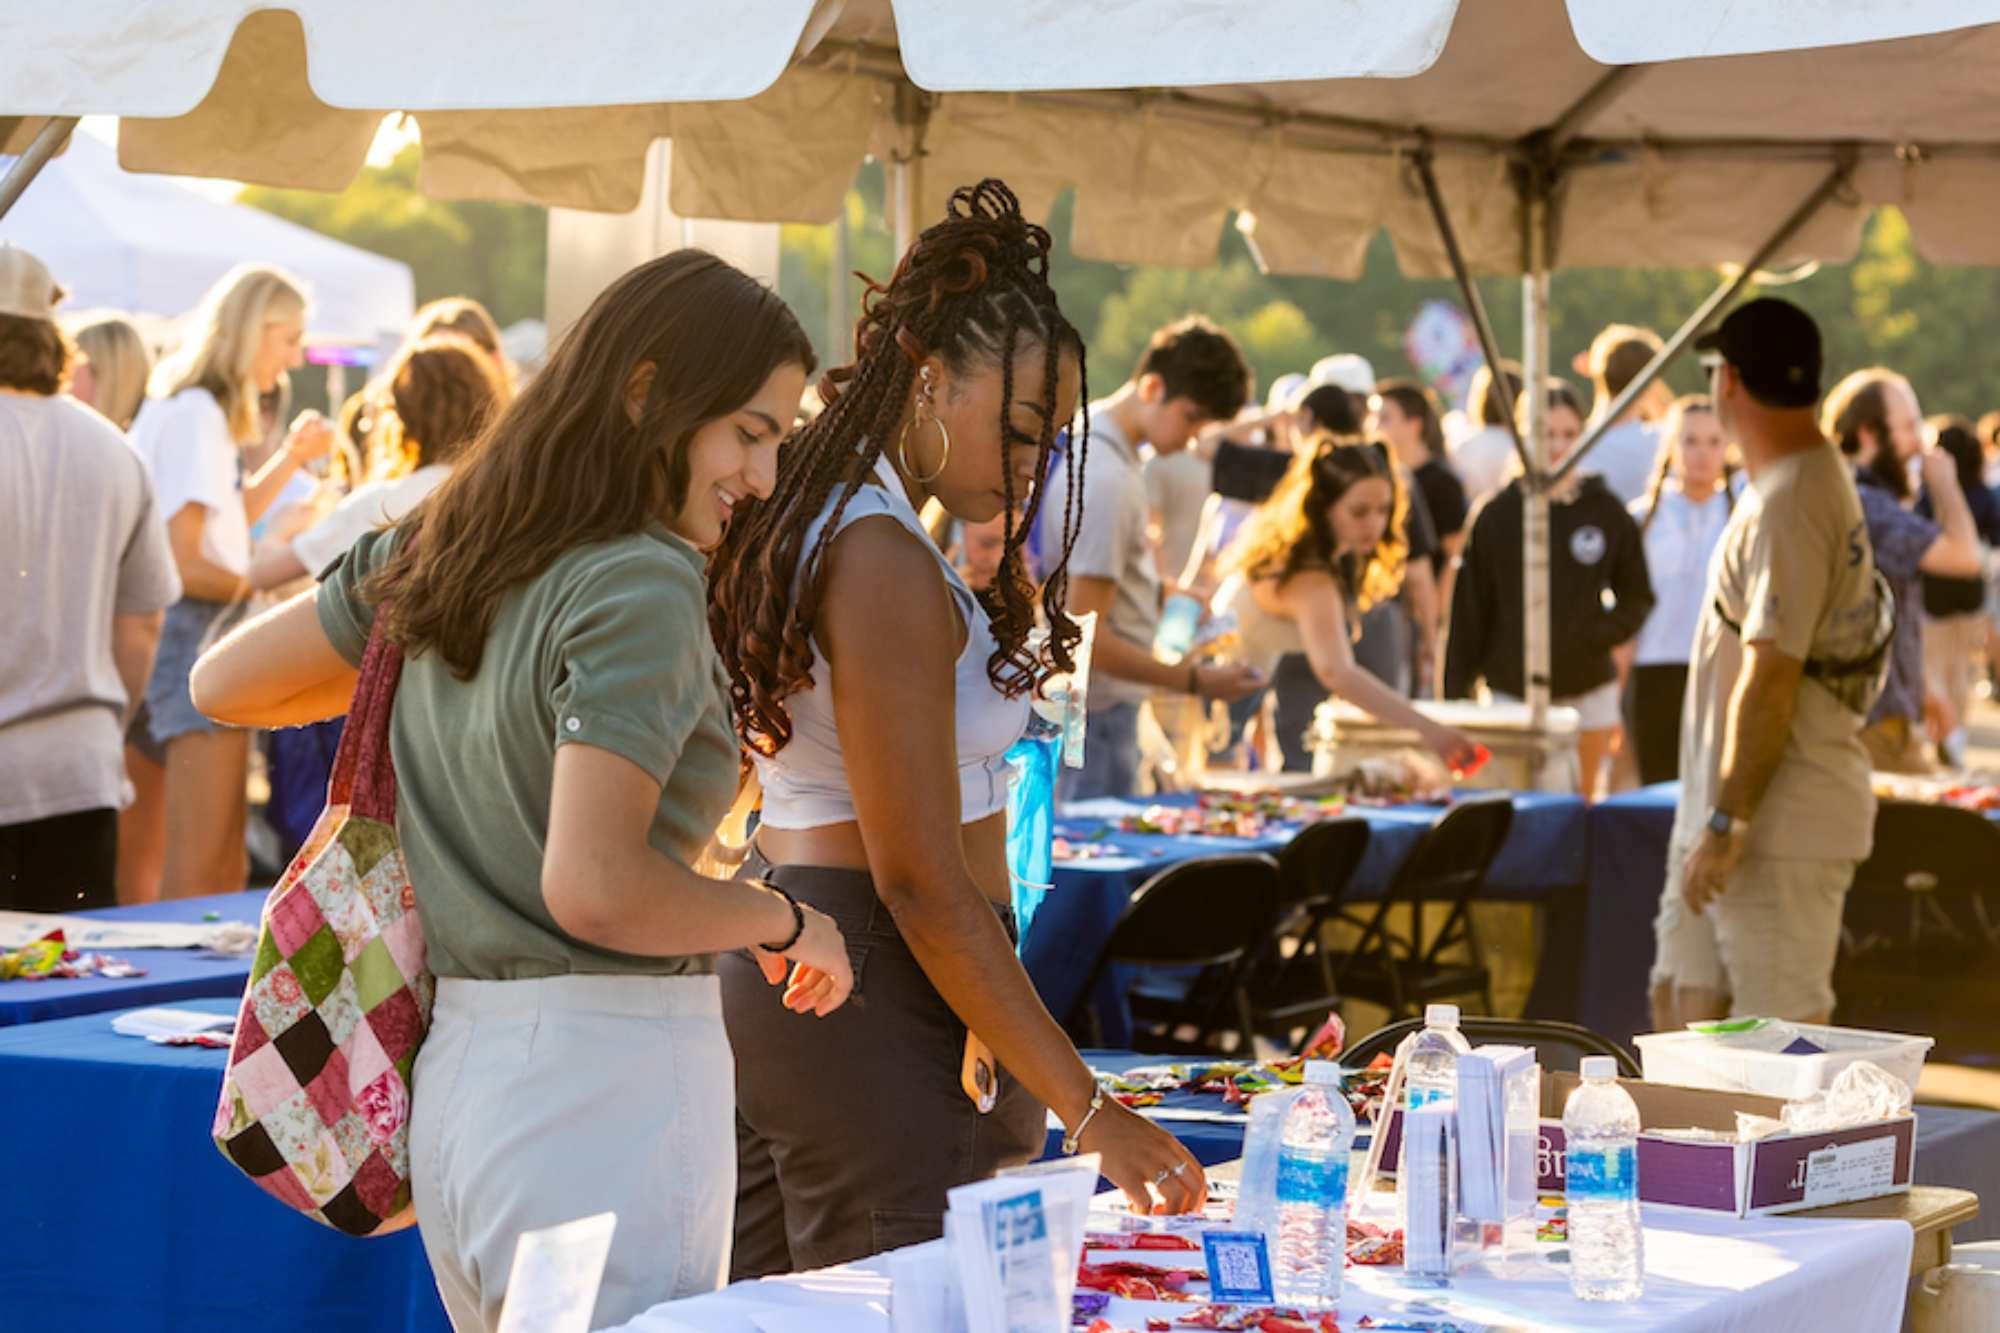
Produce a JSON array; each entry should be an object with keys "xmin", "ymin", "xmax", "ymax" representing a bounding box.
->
[{"xmin": 128, "ymin": 264, "xmax": 332, "ymax": 899}]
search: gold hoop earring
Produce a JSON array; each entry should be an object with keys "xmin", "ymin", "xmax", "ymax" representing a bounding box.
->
[{"xmin": 898, "ymin": 412, "xmax": 951, "ymax": 484}]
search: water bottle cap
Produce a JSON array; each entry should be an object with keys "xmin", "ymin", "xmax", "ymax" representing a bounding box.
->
[
  {"xmin": 1425, "ymin": 1003, "xmax": 1460, "ymax": 1028},
  {"xmin": 1580, "ymin": 1056, "xmax": 1618, "ymax": 1081},
  {"xmin": 1303, "ymin": 1059, "xmax": 1342, "ymax": 1086}
]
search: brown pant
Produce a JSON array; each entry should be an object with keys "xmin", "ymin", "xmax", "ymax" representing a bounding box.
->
[{"xmin": 719, "ymin": 853, "xmax": 1046, "ymax": 1279}]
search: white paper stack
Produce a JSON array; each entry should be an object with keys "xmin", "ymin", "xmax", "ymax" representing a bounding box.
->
[
  {"xmin": 110, "ymin": 1008, "xmax": 237, "ymax": 1039},
  {"xmin": 941, "ymin": 1156, "xmax": 1097, "ymax": 1333},
  {"xmin": 1402, "ymin": 1103, "xmax": 1458, "ymax": 1283},
  {"xmin": 1455, "ymin": 1045, "xmax": 1539, "ymax": 1227}
]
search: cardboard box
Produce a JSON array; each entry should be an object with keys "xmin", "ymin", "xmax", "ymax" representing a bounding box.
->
[{"xmin": 1374, "ymin": 1075, "xmax": 1915, "ymax": 1218}]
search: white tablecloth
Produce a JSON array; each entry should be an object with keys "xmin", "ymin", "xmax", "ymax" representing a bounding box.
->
[{"xmin": 606, "ymin": 1204, "xmax": 1913, "ymax": 1333}]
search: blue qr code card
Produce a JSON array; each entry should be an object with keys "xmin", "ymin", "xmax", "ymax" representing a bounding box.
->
[{"xmin": 1201, "ymin": 1230, "xmax": 1274, "ymax": 1304}]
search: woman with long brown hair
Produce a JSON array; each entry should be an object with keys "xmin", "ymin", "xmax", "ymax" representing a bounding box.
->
[
  {"xmin": 707, "ymin": 181, "xmax": 1204, "ymax": 1278},
  {"xmin": 189, "ymin": 250, "xmax": 853, "ymax": 1330},
  {"xmin": 1212, "ymin": 436, "xmax": 1477, "ymax": 768}
]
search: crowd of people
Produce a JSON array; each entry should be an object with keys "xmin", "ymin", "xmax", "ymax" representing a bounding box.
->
[{"xmin": 3, "ymin": 172, "xmax": 2000, "ymax": 1328}]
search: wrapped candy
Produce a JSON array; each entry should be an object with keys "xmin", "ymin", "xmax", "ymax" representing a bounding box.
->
[
  {"xmin": 1301, "ymin": 1013, "xmax": 1346, "ymax": 1061},
  {"xmin": 0, "ymin": 931, "xmax": 67, "ymax": 979}
]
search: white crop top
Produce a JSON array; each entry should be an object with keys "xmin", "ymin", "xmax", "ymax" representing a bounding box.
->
[{"xmin": 752, "ymin": 456, "xmax": 1030, "ymax": 829}]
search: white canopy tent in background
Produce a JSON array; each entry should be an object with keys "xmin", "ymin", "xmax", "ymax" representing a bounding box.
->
[
  {"xmin": 8, "ymin": 0, "xmax": 2000, "ymax": 750},
  {"xmin": 0, "ymin": 129, "xmax": 413, "ymax": 346}
]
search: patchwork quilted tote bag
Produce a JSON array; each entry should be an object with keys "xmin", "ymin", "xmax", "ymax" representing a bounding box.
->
[{"xmin": 211, "ymin": 624, "xmax": 432, "ymax": 1236}]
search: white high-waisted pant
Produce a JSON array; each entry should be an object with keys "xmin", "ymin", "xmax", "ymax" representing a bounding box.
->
[{"xmin": 409, "ymin": 972, "xmax": 735, "ymax": 1331}]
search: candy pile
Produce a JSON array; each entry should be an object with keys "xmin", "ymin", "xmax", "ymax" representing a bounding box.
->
[
  {"xmin": 1331, "ymin": 752, "xmax": 1459, "ymax": 806},
  {"xmin": 1870, "ymin": 772, "xmax": 2000, "ymax": 810},
  {"xmin": 1344, "ymin": 1219, "xmax": 1403, "ymax": 1267},
  {"xmin": 1053, "ymin": 837, "xmax": 1127, "ymax": 861},
  {"xmin": 1078, "ymin": 1308, "xmax": 1342, "ymax": 1331},
  {"xmin": 1939, "ymin": 784, "xmax": 2000, "ymax": 812},
  {"xmin": 0, "ymin": 930, "xmax": 146, "ymax": 981},
  {"xmin": 1116, "ymin": 793, "xmax": 1348, "ymax": 839}
]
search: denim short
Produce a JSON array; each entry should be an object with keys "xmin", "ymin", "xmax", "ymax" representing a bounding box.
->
[{"xmin": 145, "ymin": 597, "xmax": 245, "ymax": 746}]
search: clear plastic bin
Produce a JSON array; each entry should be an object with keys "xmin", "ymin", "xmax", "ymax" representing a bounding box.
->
[
  {"xmin": 1635, "ymin": 1022, "xmax": 1935, "ymax": 1101},
  {"xmin": 1308, "ymin": 700, "xmax": 1582, "ymax": 794}
]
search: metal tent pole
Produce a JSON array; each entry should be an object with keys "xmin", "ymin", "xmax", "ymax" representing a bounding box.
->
[
  {"xmin": 1521, "ymin": 189, "xmax": 1554, "ymax": 758},
  {"xmin": 828, "ymin": 197, "xmax": 851, "ymax": 364},
  {"xmin": 0, "ymin": 116, "xmax": 78, "ymax": 221},
  {"xmin": 1411, "ymin": 148, "xmax": 1530, "ymax": 476},
  {"xmin": 1551, "ymin": 153, "xmax": 1858, "ymax": 484},
  {"xmin": 890, "ymin": 82, "xmax": 929, "ymax": 256}
]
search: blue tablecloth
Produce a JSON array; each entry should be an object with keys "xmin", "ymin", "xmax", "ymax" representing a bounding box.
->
[
  {"xmin": 0, "ymin": 996, "xmax": 449, "ymax": 1331},
  {"xmin": 1023, "ymin": 791, "xmax": 1589, "ymax": 1043},
  {"xmin": 1578, "ymin": 785, "xmax": 1680, "ymax": 1046},
  {"xmin": 0, "ymin": 889, "xmax": 266, "ymax": 1027},
  {"xmin": 1036, "ymin": 1049, "xmax": 1257, "ymax": 1169}
]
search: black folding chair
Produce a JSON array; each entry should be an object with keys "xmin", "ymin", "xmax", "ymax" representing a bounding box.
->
[
  {"xmin": 1845, "ymin": 800, "xmax": 2000, "ymax": 958},
  {"xmin": 1065, "ymin": 854, "xmax": 1281, "ymax": 1055},
  {"xmin": 1239, "ymin": 817, "xmax": 1373, "ymax": 1042},
  {"xmin": 1303, "ymin": 796, "xmax": 1515, "ymax": 1030},
  {"xmin": 1343, "ymin": 1016, "xmax": 1640, "ymax": 1078}
]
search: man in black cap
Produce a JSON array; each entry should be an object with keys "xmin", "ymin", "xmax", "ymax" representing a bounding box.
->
[{"xmin": 1651, "ymin": 297, "xmax": 1884, "ymax": 1029}]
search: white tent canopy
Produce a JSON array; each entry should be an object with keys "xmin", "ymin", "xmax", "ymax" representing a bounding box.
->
[
  {"xmin": 0, "ymin": 131, "xmax": 413, "ymax": 344},
  {"xmin": 5, "ymin": 0, "xmax": 2000, "ymax": 277},
  {"xmin": 8, "ymin": 0, "xmax": 1999, "ymax": 742}
]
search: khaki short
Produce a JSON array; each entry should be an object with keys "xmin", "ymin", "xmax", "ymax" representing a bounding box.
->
[{"xmin": 1650, "ymin": 837, "xmax": 1857, "ymax": 1019}]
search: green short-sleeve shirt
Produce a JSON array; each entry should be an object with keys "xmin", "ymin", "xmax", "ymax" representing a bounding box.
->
[{"xmin": 316, "ymin": 523, "xmax": 738, "ymax": 979}]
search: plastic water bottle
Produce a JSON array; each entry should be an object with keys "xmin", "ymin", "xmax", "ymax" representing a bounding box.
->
[
  {"xmin": 1397, "ymin": 1003, "xmax": 1471, "ymax": 1217},
  {"xmin": 1152, "ymin": 592, "xmax": 1204, "ymax": 664},
  {"xmin": 1563, "ymin": 1056, "xmax": 1644, "ymax": 1302},
  {"xmin": 1232, "ymin": 1087, "xmax": 1302, "ymax": 1245},
  {"xmin": 1273, "ymin": 1061, "xmax": 1356, "ymax": 1310},
  {"xmin": 1405, "ymin": 1003, "xmax": 1473, "ymax": 1111}
]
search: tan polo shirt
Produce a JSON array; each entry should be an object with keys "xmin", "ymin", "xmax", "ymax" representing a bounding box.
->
[{"xmin": 1674, "ymin": 442, "xmax": 1878, "ymax": 862}]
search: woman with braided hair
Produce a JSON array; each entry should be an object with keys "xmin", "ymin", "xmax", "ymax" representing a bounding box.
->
[
  {"xmin": 709, "ymin": 180, "xmax": 1204, "ymax": 1277},
  {"xmin": 190, "ymin": 250, "xmax": 853, "ymax": 1328}
]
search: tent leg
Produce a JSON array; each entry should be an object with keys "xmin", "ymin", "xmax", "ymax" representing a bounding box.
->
[
  {"xmin": 1411, "ymin": 149, "xmax": 1530, "ymax": 476},
  {"xmin": 828, "ymin": 199, "xmax": 851, "ymax": 364},
  {"xmin": 1521, "ymin": 191, "xmax": 1554, "ymax": 772},
  {"xmin": 1551, "ymin": 154, "xmax": 1856, "ymax": 485},
  {"xmin": 0, "ymin": 116, "xmax": 78, "ymax": 222},
  {"xmin": 890, "ymin": 82, "xmax": 929, "ymax": 256}
]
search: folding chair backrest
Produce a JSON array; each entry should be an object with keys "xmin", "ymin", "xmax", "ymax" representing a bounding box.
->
[
  {"xmin": 1275, "ymin": 817, "xmax": 1372, "ymax": 912},
  {"xmin": 1388, "ymin": 797, "xmax": 1515, "ymax": 903},
  {"xmin": 1855, "ymin": 800, "xmax": 2000, "ymax": 898},
  {"xmin": 1364, "ymin": 796, "xmax": 1514, "ymax": 968},
  {"xmin": 1103, "ymin": 854, "xmax": 1281, "ymax": 970},
  {"xmin": 1345, "ymin": 1016, "xmax": 1640, "ymax": 1078}
]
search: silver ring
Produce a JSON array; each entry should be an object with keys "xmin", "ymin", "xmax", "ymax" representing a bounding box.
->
[
  {"xmin": 1154, "ymin": 1167, "xmax": 1173, "ymax": 1185},
  {"xmin": 1172, "ymin": 1162, "xmax": 1189, "ymax": 1177}
]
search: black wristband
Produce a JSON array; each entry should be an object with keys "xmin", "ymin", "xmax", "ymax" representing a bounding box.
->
[
  {"xmin": 1187, "ymin": 663, "xmax": 1201, "ymax": 697},
  {"xmin": 756, "ymin": 881, "xmax": 806, "ymax": 954}
]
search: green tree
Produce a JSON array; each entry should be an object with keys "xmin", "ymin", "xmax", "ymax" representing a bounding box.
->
[{"xmin": 238, "ymin": 146, "xmax": 547, "ymax": 329}]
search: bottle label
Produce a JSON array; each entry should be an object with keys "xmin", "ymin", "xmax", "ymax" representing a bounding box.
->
[
  {"xmin": 1275, "ymin": 1146, "xmax": 1348, "ymax": 1209},
  {"xmin": 1566, "ymin": 1143, "xmax": 1637, "ymax": 1202},
  {"xmin": 1407, "ymin": 1084, "xmax": 1450, "ymax": 1111}
]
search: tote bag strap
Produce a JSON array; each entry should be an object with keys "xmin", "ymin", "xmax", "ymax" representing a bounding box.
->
[{"xmin": 324, "ymin": 619, "xmax": 407, "ymax": 823}]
